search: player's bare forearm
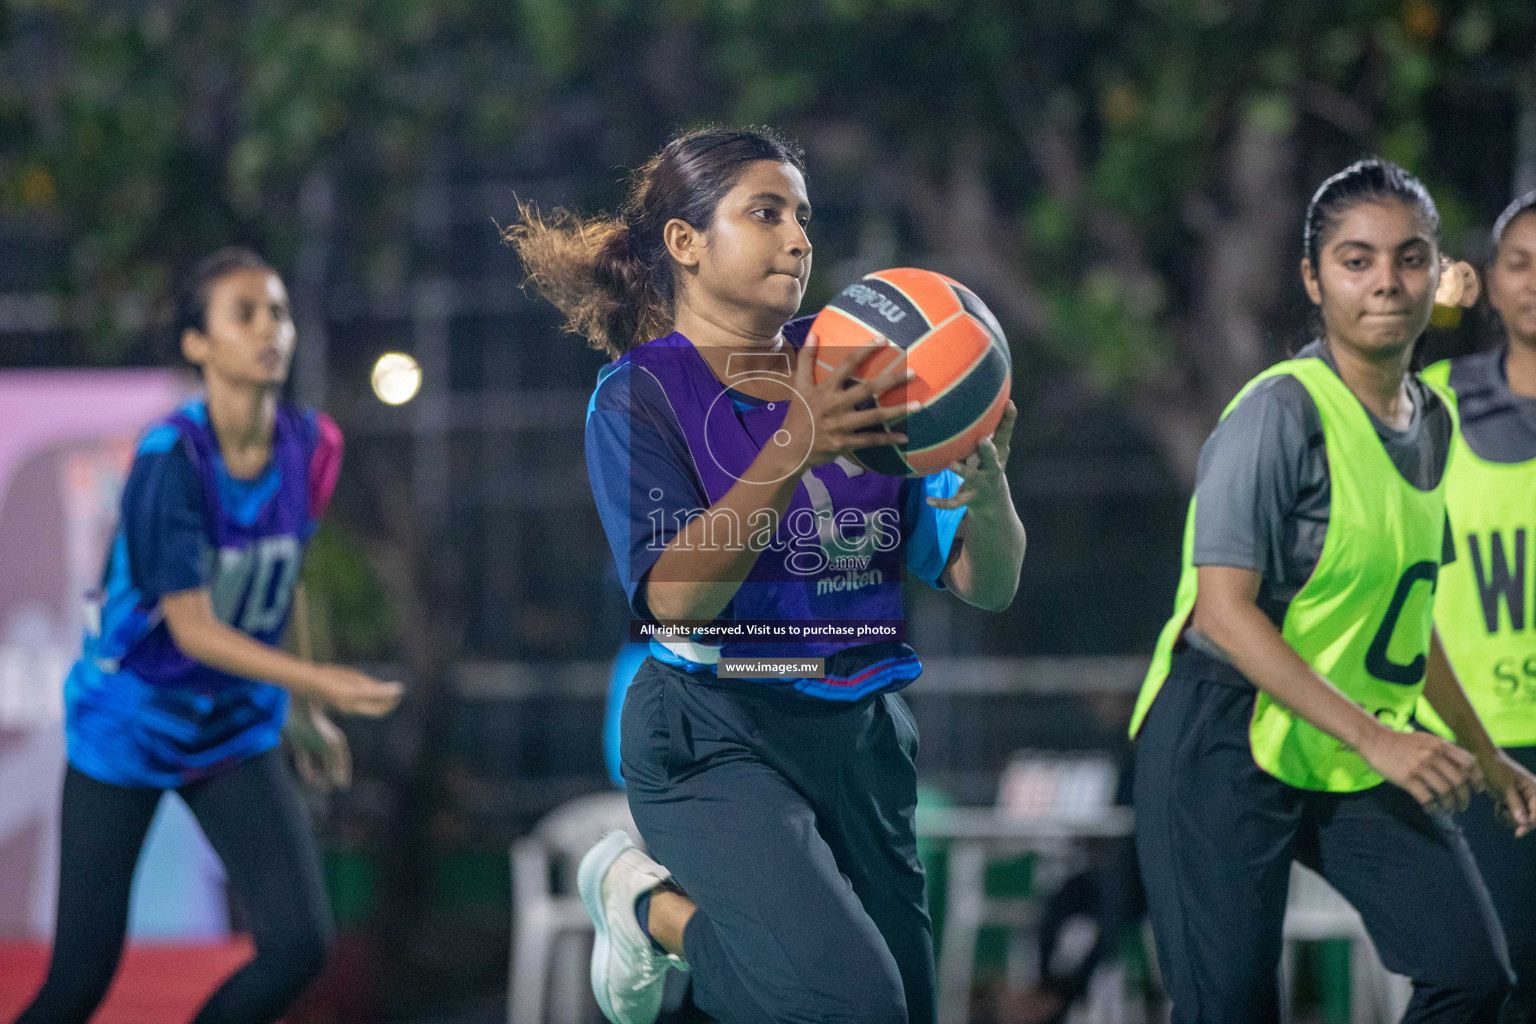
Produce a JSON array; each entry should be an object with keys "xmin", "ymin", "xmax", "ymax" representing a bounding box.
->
[
  {"xmin": 1192, "ymin": 566, "xmax": 1384, "ymax": 752},
  {"xmin": 1422, "ymin": 630, "xmax": 1502, "ymax": 763},
  {"xmin": 643, "ymin": 444, "xmax": 807, "ymax": 623},
  {"xmin": 162, "ymin": 588, "xmax": 329, "ymax": 695},
  {"xmin": 162, "ymin": 589, "xmax": 403, "ymax": 716},
  {"xmin": 646, "ymin": 335, "xmax": 916, "ymax": 624},
  {"xmin": 1198, "ymin": 572, "xmax": 1483, "ymax": 812},
  {"xmin": 942, "ymin": 496, "xmax": 1026, "ymax": 611}
]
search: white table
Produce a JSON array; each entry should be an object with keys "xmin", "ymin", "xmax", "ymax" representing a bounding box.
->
[{"xmin": 917, "ymin": 806, "xmax": 1136, "ymax": 1024}]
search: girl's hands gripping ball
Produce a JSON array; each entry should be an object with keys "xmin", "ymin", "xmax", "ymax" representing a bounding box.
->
[{"xmin": 926, "ymin": 401, "xmax": 1018, "ymax": 513}]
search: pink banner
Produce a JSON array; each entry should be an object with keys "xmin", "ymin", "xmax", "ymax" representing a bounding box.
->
[{"xmin": 0, "ymin": 369, "xmax": 228, "ymax": 940}]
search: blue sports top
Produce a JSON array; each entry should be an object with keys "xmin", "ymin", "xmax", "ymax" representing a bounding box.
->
[
  {"xmin": 584, "ymin": 316, "xmax": 967, "ymax": 700},
  {"xmin": 65, "ymin": 398, "xmax": 342, "ymax": 788}
]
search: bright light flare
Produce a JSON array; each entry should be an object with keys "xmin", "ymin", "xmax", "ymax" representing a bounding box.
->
[{"xmin": 371, "ymin": 352, "xmax": 422, "ymax": 405}]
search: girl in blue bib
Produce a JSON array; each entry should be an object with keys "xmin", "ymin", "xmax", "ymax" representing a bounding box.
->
[
  {"xmin": 512, "ymin": 127, "xmax": 1027, "ymax": 1024},
  {"xmin": 18, "ymin": 249, "xmax": 402, "ymax": 1024}
]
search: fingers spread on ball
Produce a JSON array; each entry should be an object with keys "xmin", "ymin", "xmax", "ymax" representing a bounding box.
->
[{"xmin": 827, "ymin": 337, "xmax": 887, "ymax": 389}]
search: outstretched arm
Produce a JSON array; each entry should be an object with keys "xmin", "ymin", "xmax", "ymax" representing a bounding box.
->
[{"xmin": 161, "ymin": 587, "xmax": 401, "ymax": 718}]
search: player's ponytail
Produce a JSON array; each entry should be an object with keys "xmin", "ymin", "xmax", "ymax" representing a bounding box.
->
[
  {"xmin": 506, "ymin": 204, "xmax": 648, "ymax": 359},
  {"xmin": 590, "ymin": 219, "xmax": 665, "ymax": 356},
  {"xmin": 507, "ymin": 125, "xmax": 806, "ymax": 359}
]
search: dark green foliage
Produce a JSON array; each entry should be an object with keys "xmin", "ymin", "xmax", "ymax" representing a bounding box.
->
[{"xmin": 3, "ymin": 0, "xmax": 1533, "ymax": 466}]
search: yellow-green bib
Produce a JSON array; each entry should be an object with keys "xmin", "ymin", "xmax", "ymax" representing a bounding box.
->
[
  {"xmin": 1131, "ymin": 357, "xmax": 1454, "ymax": 792},
  {"xmin": 1417, "ymin": 359, "xmax": 1536, "ymax": 747}
]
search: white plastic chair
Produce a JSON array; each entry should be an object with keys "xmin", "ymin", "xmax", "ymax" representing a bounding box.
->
[
  {"xmin": 1281, "ymin": 863, "xmax": 1411, "ymax": 1024},
  {"xmin": 933, "ymin": 752, "xmax": 1126, "ymax": 1024},
  {"xmin": 509, "ymin": 791, "xmax": 641, "ymax": 1024}
]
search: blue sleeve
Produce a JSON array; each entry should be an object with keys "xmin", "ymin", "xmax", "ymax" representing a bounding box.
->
[
  {"xmin": 122, "ymin": 433, "xmax": 210, "ymax": 599},
  {"xmin": 902, "ymin": 469, "xmax": 967, "ymax": 589},
  {"xmin": 585, "ymin": 363, "xmax": 710, "ymax": 619}
]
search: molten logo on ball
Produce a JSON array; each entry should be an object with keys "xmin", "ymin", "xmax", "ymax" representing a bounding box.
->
[{"xmin": 841, "ymin": 284, "xmax": 909, "ymax": 325}]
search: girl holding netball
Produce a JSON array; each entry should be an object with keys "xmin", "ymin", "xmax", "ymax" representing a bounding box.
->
[
  {"xmin": 1131, "ymin": 158, "xmax": 1536, "ymax": 1024},
  {"xmin": 1418, "ymin": 190, "xmax": 1536, "ymax": 1022},
  {"xmin": 17, "ymin": 248, "xmax": 402, "ymax": 1024},
  {"xmin": 511, "ymin": 126, "xmax": 1025, "ymax": 1024}
]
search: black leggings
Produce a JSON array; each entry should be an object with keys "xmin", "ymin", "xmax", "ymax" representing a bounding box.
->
[{"xmin": 15, "ymin": 748, "xmax": 333, "ymax": 1024}]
